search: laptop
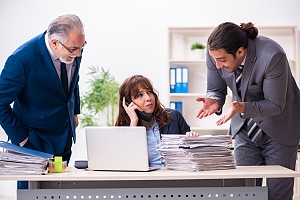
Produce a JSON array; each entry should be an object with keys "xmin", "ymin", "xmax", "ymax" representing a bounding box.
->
[{"xmin": 85, "ymin": 126, "xmax": 159, "ymax": 171}]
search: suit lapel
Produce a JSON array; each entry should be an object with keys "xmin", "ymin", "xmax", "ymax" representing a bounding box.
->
[
  {"xmin": 37, "ymin": 32, "xmax": 65, "ymax": 95},
  {"xmin": 220, "ymin": 68, "xmax": 238, "ymax": 98},
  {"xmin": 241, "ymin": 39, "xmax": 257, "ymax": 100},
  {"xmin": 37, "ymin": 32, "xmax": 82, "ymax": 99},
  {"xmin": 69, "ymin": 57, "xmax": 80, "ymax": 95}
]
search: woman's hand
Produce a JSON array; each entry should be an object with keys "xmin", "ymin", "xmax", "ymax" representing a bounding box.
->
[
  {"xmin": 186, "ymin": 131, "xmax": 199, "ymax": 137},
  {"xmin": 122, "ymin": 97, "xmax": 140, "ymax": 126}
]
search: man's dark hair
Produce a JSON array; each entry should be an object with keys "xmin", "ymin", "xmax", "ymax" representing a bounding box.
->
[{"xmin": 207, "ymin": 22, "xmax": 258, "ymax": 58}]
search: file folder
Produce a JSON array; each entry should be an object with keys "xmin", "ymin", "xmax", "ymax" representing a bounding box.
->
[
  {"xmin": 170, "ymin": 101, "xmax": 183, "ymax": 114},
  {"xmin": 170, "ymin": 68, "xmax": 176, "ymax": 93},
  {"xmin": 181, "ymin": 67, "xmax": 189, "ymax": 93},
  {"xmin": 0, "ymin": 141, "xmax": 53, "ymax": 175},
  {"xmin": 175, "ymin": 68, "xmax": 182, "ymax": 93},
  {"xmin": 0, "ymin": 141, "xmax": 53, "ymax": 160}
]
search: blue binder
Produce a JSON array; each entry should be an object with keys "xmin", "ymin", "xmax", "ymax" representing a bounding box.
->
[
  {"xmin": 0, "ymin": 141, "xmax": 53, "ymax": 159},
  {"xmin": 175, "ymin": 68, "xmax": 182, "ymax": 93},
  {"xmin": 181, "ymin": 67, "xmax": 189, "ymax": 93},
  {"xmin": 170, "ymin": 101, "xmax": 183, "ymax": 114},
  {"xmin": 170, "ymin": 68, "xmax": 176, "ymax": 93},
  {"xmin": 170, "ymin": 102, "xmax": 176, "ymax": 109}
]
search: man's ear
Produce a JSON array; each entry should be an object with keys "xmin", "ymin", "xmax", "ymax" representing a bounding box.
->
[
  {"xmin": 237, "ymin": 47, "xmax": 244, "ymax": 54},
  {"xmin": 236, "ymin": 47, "xmax": 246, "ymax": 57},
  {"xmin": 50, "ymin": 38, "xmax": 59, "ymax": 50}
]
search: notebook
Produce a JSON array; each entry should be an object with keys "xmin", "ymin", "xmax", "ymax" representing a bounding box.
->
[{"xmin": 85, "ymin": 126, "xmax": 159, "ymax": 171}]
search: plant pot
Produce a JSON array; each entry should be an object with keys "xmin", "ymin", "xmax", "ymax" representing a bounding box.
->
[{"xmin": 190, "ymin": 49, "xmax": 205, "ymax": 60}]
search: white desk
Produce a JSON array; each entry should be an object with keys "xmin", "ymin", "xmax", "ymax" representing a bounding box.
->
[{"xmin": 1, "ymin": 165, "xmax": 299, "ymax": 200}]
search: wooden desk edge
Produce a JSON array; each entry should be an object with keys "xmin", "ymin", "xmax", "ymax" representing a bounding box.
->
[{"xmin": 0, "ymin": 165, "xmax": 299, "ymax": 181}]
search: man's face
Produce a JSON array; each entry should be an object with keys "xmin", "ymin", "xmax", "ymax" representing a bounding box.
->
[
  {"xmin": 51, "ymin": 30, "xmax": 86, "ymax": 64},
  {"xmin": 209, "ymin": 47, "xmax": 246, "ymax": 73}
]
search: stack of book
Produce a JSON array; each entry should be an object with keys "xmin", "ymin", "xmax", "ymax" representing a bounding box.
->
[
  {"xmin": 158, "ymin": 135, "xmax": 235, "ymax": 172},
  {"xmin": 0, "ymin": 141, "xmax": 53, "ymax": 175}
]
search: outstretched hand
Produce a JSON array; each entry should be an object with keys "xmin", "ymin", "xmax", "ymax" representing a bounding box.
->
[
  {"xmin": 195, "ymin": 97, "xmax": 220, "ymax": 119},
  {"xmin": 216, "ymin": 101, "xmax": 245, "ymax": 126}
]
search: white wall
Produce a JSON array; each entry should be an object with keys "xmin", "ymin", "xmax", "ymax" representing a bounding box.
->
[{"xmin": 1, "ymin": 0, "xmax": 300, "ymax": 197}]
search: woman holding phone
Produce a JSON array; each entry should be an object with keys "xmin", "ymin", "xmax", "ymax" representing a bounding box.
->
[{"xmin": 115, "ymin": 75, "xmax": 198, "ymax": 167}]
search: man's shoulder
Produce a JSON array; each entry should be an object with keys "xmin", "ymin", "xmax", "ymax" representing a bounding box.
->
[
  {"xmin": 254, "ymin": 35, "xmax": 285, "ymax": 53},
  {"xmin": 13, "ymin": 32, "xmax": 45, "ymax": 56}
]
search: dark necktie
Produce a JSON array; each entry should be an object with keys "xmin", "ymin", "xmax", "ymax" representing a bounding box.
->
[
  {"xmin": 61, "ymin": 62, "xmax": 68, "ymax": 96},
  {"xmin": 236, "ymin": 65, "xmax": 263, "ymax": 143},
  {"xmin": 235, "ymin": 65, "xmax": 243, "ymax": 97}
]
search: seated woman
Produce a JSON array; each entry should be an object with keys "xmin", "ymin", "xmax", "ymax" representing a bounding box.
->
[{"xmin": 115, "ymin": 75, "xmax": 198, "ymax": 167}]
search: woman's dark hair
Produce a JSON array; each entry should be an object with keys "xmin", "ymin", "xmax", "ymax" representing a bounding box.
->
[
  {"xmin": 115, "ymin": 75, "xmax": 171, "ymax": 128},
  {"xmin": 207, "ymin": 22, "xmax": 258, "ymax": 58}
]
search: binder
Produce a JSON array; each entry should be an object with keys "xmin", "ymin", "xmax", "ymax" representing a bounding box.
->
[
  {"xmin": 0, "ymin": 141, "xmax": 53, "ymax": 160},
  {"xmin": 170, "ymin": 102, "xmax": 176, "ymax": 110},
  {"xmin": 0, "ymin": 141, "xmax": 53, "ymax": 175},
  {"xmin": 181, "ymin": 67, "xmax": 189, "ymax": 93},
  {"xmin": 170, "ymin": 68, "xmax": 176, "ymax": 93},
  {"xmin": 170, "ymin": 101, "xmax": 183, "ymax": 114},
  {"xmin": 175, "ymin": 68, "xmax": 182, "ymax": 93}
]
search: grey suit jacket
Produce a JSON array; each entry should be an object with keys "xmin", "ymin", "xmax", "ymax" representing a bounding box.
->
[{"xmin": 206, "ymin": 36, "xmax": 300, "ymax": 146}]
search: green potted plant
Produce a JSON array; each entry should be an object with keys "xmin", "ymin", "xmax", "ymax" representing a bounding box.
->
[
  {"xmin": 80, "ymin": 66, "xmax": 119, "ymax": 127},
  {"xmin": 190, "ymin": 42, "xmax": 206, "ymax": 50},
  {"xmin": 190, "ymin": 42, "xmax": 206, "ymax": 60}
]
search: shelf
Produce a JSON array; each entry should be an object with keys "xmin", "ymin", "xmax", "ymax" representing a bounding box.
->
[
  {"xmin": 170, "ymin": 93, "xmax": 206, "ymax": 97},
  {"xmin": 169, "ymin": 60, "xmax": 206, "ymax": 65}
]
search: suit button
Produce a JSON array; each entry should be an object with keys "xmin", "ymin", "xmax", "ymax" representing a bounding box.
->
[{"xmin": 66, "ymin": 119, "xmax": 69, "ymax": 122}]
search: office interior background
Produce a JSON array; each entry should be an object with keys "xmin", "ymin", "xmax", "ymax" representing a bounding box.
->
[{"xmin": 0, "ymin": 0, "xmax": 300, "ymax": 198}]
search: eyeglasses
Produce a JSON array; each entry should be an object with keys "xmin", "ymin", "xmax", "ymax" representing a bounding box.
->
[{"xmin": 58, "ymin": 40, "xmax": 87, "ymax": 55}]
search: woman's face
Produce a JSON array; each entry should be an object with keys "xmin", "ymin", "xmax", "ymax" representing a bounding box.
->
[{"xmin": 132, "ymin": 86, "xmax": 156, "ymax": 114}]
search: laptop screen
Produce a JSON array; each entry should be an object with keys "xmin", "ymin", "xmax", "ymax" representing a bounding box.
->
[{"xmin": 85, "ymin": 126, "xmax": 151, "ymax": 171}]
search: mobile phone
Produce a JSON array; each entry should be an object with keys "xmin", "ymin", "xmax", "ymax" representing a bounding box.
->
[{"xmin": 125, "ymin": 101, "xmax": 152, "ymax": 122}]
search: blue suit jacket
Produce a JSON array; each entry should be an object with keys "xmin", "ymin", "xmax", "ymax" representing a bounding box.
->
[
  {"xmin": 159, "ymin": 108, "xmax": 190, "ymax": 134},
  {"xmin": 0, "ymin": 32, "xmax": 81, "ymax": 155}
]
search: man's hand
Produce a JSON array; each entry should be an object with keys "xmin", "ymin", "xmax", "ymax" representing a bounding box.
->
[
  {"xmin": 216, "ymin": 101, "xmax": 245, "ymax": 125},
  {"xmin": 19, "ymin": 137, "xmax": 28, "ymax": 146},
  {"xmin": 196, "ymin": 97, "xmax": 220, "ymax": 119},
  {"xmin": 74, "ymin": 114, "xmax": 79, "ymax": 128}
]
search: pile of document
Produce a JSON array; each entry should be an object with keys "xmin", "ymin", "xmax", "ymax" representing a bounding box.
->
[
  {"xmin": 158, "ymin": 135, "xmax": 235, "ymax": 172},
  {"xmin": 0, "ymin": 141, "xmax": 53, "ymax": 175}
]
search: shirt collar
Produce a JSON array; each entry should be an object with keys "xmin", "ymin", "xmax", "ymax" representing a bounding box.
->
[
  {"xmin": 240, "ymin": 55, "xmax": 247, "ymax": 66},
  {"xmin": 44, "ymin": 32, "xmax": 59, "ymax": 61},
  {"xmin": 146, "ymin": 120, "xmax": 159, "ymax": 130}
]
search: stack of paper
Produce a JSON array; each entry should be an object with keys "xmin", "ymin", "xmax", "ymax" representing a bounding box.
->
[
  {"xmin": 158, "ymin": 135, "xmax": 235, "ymax": 172},
  {"xmin": 0, "ymin": 141, "xmax": 53, "ymax": 175}
]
